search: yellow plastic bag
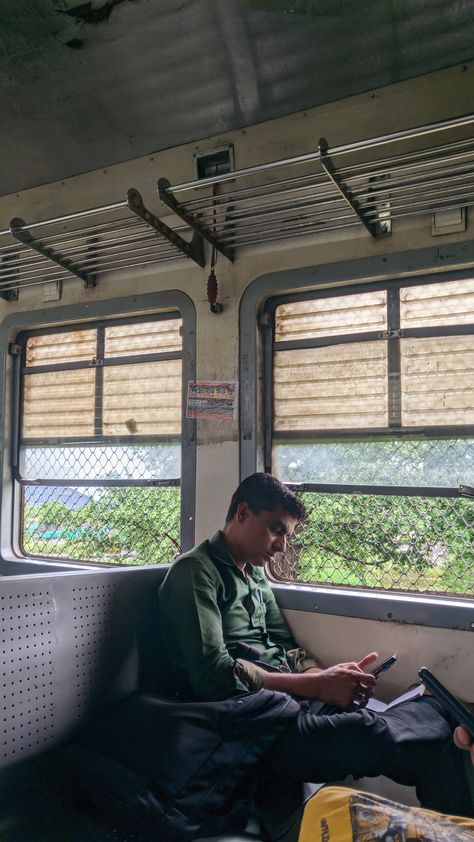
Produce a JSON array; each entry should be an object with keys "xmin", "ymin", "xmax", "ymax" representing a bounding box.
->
[{"xmin": 298, "ymin": 786, "xmax": 474, "ymax": 841}]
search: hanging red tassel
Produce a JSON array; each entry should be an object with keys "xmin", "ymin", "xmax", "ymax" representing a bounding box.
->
[{"xmin": 207, "ymin": 267, "xmax": 218, "ymax": 307}]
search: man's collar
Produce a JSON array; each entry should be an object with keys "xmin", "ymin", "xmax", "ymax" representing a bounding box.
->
[
  {"xmin": 208, "ymin": 530, "xmax": 237, "ymax": 567},
  {"xmin": 208, "ymin": 530, "xmax": 261, "ymax": 580}
]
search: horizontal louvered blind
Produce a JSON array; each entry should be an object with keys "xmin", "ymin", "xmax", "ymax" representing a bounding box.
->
[
  {"xmin": 22, "ymin": 369, "xmax": 96, "ymax": 438},
  {"xmin": 103, "ymin": 360, "xmax": 181, "ymax": 436},
  {"xmin": 105, "ymin": 319, "xmax": 182, "ymax": 357},
  {"xmin": 275, "ymin": 290, "xmax": 387, "ymax": 341},
  {"xmin": 274, "ymin": 343, "xmax": 388, "ymax": 431},
  {"xmin": 26, "ymin": 330, "xmax": 97, "ymax": 366},
  {"xmin": 400, "ymin": 279, "xmax": 474, "ymax": 327},
  {"xmin": 401, "ymin": 336, "xmax": 474, "ymax": 426}
]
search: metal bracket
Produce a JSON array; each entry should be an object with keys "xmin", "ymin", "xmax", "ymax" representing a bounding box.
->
[
  {"xmin": 84, "ymin": 236, "xmax": 99, "ymax": 287},
  {"xmin": 0, "ymin": 252, "xmax": 19, "ymax": 301},
  {"xmin": 379, "ymin": 329, "xmax": 405, "ymax": 339},
  {"xmin": 9, "ymin": 217, "xmax": 95, "ymax": 288},
  {"xmin": 127, "ymin": 188, "xmax": 205, "ymax": 268},
  {"xmin": 157, "ymin": 178, "xmax": 235, "ymax": 263},
  {"xmin": 318, "ymin": 138, "xmax": 388, "ymax": 239}
]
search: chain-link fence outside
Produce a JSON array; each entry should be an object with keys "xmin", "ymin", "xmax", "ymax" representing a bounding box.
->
[
  {"xmin": 22, "ymin": 484, "xmax": 181, "ymax": 565},
  {"xmin": 20, "ymin": 442, "xmax": 181, "ymax": 565},
  {"xmin": 271, "ymin": 491, "xmax": 473, "ymax": 596},
  {"xmin": 21, "ymin": 443, "xmax": 181, "ymax": 483},
  {"xmin": 271, "ymin": 437, "xmax": 474, "ymax": 595},
  {"xmin": 273, "ymin": 438, "xmax": 474, "ymax": 488}
]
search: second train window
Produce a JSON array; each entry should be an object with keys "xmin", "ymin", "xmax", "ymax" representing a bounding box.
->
[{"xmin": 264, "ymin": 277, "xmax": 474, "ymax": 596}]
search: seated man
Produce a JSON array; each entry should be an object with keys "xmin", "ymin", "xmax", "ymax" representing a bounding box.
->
[{"xmin": 159, "ymin": 473, "xmax": 474, "ymax": 820}]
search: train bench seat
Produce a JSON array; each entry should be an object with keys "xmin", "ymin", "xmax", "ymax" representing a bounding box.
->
[{"xmin": 0, "ymin": 564, "xmax": 274, "ymax": 842}]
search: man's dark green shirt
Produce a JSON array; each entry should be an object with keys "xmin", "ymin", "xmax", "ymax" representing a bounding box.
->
[{"xmin": 159, "ymin": 531, "xmax": 301, "ymax": 701}]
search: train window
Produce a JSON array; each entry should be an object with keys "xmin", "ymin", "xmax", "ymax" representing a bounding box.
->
[
  {"xmin": 265, "ymin": 277, "xmax": 474, "ymax": 596},
  {"xmin": 16, "ymin": 314, "xmax": 184, "ymax": 565}
]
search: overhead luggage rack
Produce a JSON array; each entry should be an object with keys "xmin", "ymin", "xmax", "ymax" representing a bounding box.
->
[
  {"xmin": 158, "ymin": 114, "xmax": 474, "ymax": 260},
  {"xmin": 0, "ymin": 188, "xmax": 204, "ymax": 300}
]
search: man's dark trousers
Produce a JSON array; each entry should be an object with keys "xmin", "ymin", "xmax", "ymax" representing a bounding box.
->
[{"xmin": 267, "ymin": 696, "xmax": 472, "ymax": 817}]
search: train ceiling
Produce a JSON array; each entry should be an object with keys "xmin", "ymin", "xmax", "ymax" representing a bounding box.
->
[{"xmin": 2, "ymin": 0, "xmax": 474, "ymax": 196}]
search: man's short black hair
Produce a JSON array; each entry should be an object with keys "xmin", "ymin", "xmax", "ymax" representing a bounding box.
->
[{"xmin": 225, "ymin": 472, "xmax": 306, "ymax": 522}]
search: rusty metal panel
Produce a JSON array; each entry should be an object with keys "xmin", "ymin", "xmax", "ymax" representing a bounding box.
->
[{"xmin": 26, "ymin": 330, "xmax": 97, "ymax": 366}]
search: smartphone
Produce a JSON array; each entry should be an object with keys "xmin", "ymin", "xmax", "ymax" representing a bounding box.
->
[
  {"xmin": 419, "ymin": 667, "xmax": 474, "ymax": 738},
  {"xmin": 372, "ymin": 652, "xmax": 398, "ymax": 678}
]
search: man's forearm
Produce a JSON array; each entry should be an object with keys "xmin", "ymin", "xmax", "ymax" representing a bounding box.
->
[{"xmin": 262, "ymin": 669, "xmax": 323, "ymax": 698}]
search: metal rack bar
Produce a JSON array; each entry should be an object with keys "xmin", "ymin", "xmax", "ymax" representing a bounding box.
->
[
  {"xmin": 0, "ymin": 188, "xmax": 206, "ymax": 299},
  {"xmin": 180, "ymin": 172, "xmax": 330, "ymax": 210},
  {"xmin": 9, "ymin": 217, "xmax": 95, "ymax": 288},
  {"xmin": 221, "ymin": 216, "xmax": 361, "ymax": 247},
  {"xmin": 219, "ymin": 207, "xmax": 357, "ymax": 242},
  {"xmin": 183, "ymin": 186, "xmax": 343, "ymax": 226},
  {"xmin": 163, "ymin": 113, "xmax": 474, "ymax": 195},
  {"xmin": 159, "ymin": 112, "xmax": 474, "ymax": 256}
]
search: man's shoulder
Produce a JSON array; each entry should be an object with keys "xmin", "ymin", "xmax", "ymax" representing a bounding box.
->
[
  {"xmin": 163, "ymin": 537, "xmax": 220, "ymax": 582},
  {"xmin": 177, "ymin": 538, "xmax": 213, "ymax": 564}
]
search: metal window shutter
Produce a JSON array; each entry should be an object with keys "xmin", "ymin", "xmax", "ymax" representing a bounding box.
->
[
  {"xmin": 103, "ymin": 360, "xmax": 182, "ymax": 436},
  {"xmin": 22, "ymin": 369, "xmax": 96, "ymax": 438},
  {"xmin": 400, "ymin": 279, "xmax": 474, "ymax": 328},
  {"xmin": 274, "ymin": 291, "xmax": 388, "ymax": 431},
  {"xmin": 25, "ymin": 329, "xmax": 97, "ymax": 366},
  {"xmin": 401, "ymin": 335, "xmax": 474, "ymax": 426},
  {"xmin": 275, "ymin": 290, "xmax": 387, "ymax": 341},
  {"xmin": 274, "ymin": 343, "xmax": 388, "ymax": 431}
]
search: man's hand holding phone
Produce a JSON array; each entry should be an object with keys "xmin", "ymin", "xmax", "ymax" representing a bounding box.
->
[
  {"xmin": 454, "ymin": 726, "xmax": 474, "ymax": 766},
  {"xmin": 315, "ymin": 652, "xmax": 378, "ymax": 709},
  {"xmin": 419, "ymin": 667, "xmax": 474, "ymax": 768},
  {"xmin": 316, "ymin": 651, "xmax": 395, "ymax": 714}
]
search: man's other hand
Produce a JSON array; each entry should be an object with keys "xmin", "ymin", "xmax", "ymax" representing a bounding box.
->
[
  {"xmin": 312, "ymin": 652, "xmax": 378, "ymax": 708},
  {"xmin": 454, "ymin": 725, "xmax": 474, "ymax": 766}
]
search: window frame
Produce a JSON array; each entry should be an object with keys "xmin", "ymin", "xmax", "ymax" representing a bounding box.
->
[
  {"xmin": 0, "ymin": 290, "xmax": 196, "ymax": 566},
  {"xmin": 239, "ymin": 244, "xmax": 474, "ymax": 630}
]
